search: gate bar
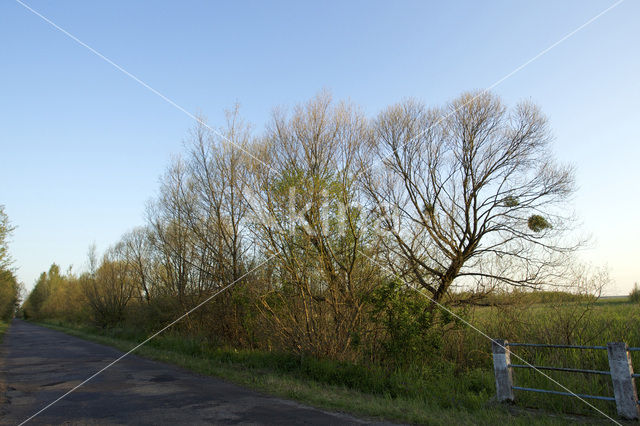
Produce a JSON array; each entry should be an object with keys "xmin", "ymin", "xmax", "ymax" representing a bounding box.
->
[{"xmin": 512, "ymin": 386, "xmax": 615, "ymax": 402}]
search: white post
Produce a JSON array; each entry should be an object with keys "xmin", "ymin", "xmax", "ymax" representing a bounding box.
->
[
  {"xmin": 607, "ymin": 342, "xmax": 639, "ymax": 420},
  {"xmin": 492, "ymin": 339, "xmax": 514, "ymax": 402}
]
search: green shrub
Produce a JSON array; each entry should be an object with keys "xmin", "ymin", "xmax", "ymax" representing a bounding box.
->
[
  {"xmin": 367, "ymin": 279, "xmax": 457, "ymax": 367},
  {"xmin": 630, "ymin": 282, "xmax": 640, "ymax": 303}
]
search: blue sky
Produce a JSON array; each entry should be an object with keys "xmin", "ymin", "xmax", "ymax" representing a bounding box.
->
[{"xmin": 1, "ymin": 0, "xmax": 638, "ymax": 294}]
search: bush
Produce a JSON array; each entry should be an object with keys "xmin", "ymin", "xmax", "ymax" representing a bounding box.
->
[
  {"xmin": 630, "ymin": 282, "xmax": 640, "ymax": 303},
  {"xmin": 0, "ymin": 269, "xmax": 19, "ymax": 321},
  {"xmin": 367, "ymin": 279, "xmax": 458, "ymax": 366}
]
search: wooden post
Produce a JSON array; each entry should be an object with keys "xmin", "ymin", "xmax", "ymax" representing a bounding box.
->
[
  {"xmin": 607, "ymin": 342, "xmax": 639, "ymax": 420},
  {"xmin": 492, "ymin": 339, "xmax": 514, "ymax": 402}
]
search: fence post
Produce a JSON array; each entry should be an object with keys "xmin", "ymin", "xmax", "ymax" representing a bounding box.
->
[
  {"xmin": 492, "ymin": 339, "xmax": 514, "ymax": 402},
  {"xmin": 607, "ymin": 342, "xmax": 639, "ymax": 420}
]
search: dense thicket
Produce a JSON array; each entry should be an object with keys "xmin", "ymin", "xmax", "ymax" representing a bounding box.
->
[{"xmin": 23, "ymin": 92, "xmax": 602, "ymax": 365}]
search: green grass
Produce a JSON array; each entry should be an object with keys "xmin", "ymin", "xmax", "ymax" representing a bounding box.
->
[
  {"xmin": 0, "ymin": 320, "xmax": 8, "ymax": 408},
  {"xmin": 33, "ymin": 319, "xmax": 615, "ymax": 425},
  {"xmin": 0, "ymin": 320, "xmax": 8, "ymax": 343},
  {"xmin": 450, "ymin": 297, "xmax": 640, "ymax": 418}
]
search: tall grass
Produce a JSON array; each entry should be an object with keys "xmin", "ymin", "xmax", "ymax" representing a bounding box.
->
[{"xmin": 444, "ymin": 298, "xmax": 640, "ymax": 417}]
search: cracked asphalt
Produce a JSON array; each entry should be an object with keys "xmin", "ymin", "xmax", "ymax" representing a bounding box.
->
[{"xmin": 0, "ymin": 320, "xmax": 392, "ymax": 425}]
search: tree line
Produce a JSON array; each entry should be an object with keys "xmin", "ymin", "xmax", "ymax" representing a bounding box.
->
[
  {"xmin": 22, "ymin": 91, "xmax": 589, "ymax": 364},
  {"xmin": 0, "ymin": 205, "xmax": 21, "ymax": 321}
]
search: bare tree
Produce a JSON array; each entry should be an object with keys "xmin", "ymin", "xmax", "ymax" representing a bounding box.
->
[
  {"xmin": 179, "ymin": 108, "xmax": 255, "ymax": 340},
  {"xmin": 82, "ymin": 246, "xmax": 135, "ymax": 327},
  {"xmin": 147, "ymin": 158, "xmax": 203, "ymax": 308},
  {"xmin": 185, "ymin": 108, "xmax": 252, "ymax": 287},
  {"xmin": 120, "ymin": 227, "xmax": 155, "ymax": 303},
  {"xmin": 0, "ymin": 205, "xmax": 16, "ymax": 271},
  {"xmin": 248, "ymin": 92, "xmax": 379, "ymax": 358},
  {"xmin": 362, "ymin": 91, "xmax": 578, "ymax": 306}
]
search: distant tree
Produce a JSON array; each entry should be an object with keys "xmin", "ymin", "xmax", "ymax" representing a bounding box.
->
[
  {"xmin": 119, "ymin": 227, "xmax": 155, "ymax": 303},
  {"xmin": 630, "ymin": 282, "xmax": 640, "ymax": 303},
  {"xmin": 362, "ymin": 92, "xmax": 579, "ymax": 306},
  {"xmin": 0, "ymin": 205, "xmax": 16, "ymax": 271},
  {"xmin": 22, "ymin": 264, "xmax": 87, "ymax": 322},
  {"xmin": 0, "ymin": 269, "xmax": 19, "ymax": 320},
  {"xmin": 0, "ymin": 206, "xmax": 19, "ymax": 320},
  {"xmin": 82, "ymin": 248, "xmax": 135, "ymax": 327},
  {"xmin": 22, "ymin": 264, "xmax": 61, "ymax": 319}
]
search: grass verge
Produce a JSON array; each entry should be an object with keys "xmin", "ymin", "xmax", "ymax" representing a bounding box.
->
[
  {"xmin": 0, "ymin": 320, "xmax": 10, "ymax": 409},
  {"xmin": 0, "ymin": 321, "xmax": 7, "ymax": 343},
  {"xmin": 33, "ymin": 320, "xmax": 612, "ymax": 425}
]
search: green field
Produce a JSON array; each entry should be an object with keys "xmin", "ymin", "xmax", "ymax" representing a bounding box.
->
[
  {"xmin": 456, "ymin": 297, "xmax": 640, "ymax": 418},
  {"xmin": 33, "ymin": 296, "xmax": 639, "ymax": 425}
]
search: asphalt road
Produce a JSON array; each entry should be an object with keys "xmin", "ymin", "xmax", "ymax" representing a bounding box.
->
[{"xmin": 0, "ymin": 320, "xmax": 390, "ymax": 425}]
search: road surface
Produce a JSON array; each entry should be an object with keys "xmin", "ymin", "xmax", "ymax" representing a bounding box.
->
[{"xmin": 0, "ymin": 320, "xmax": 389, "ymax": 425}]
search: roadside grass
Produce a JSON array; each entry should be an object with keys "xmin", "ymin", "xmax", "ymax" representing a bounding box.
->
[
  {"xmin": 0, "ymin": 320, "xmax": 9, "ymax": 408},
  {"xmin": 0, "ymin": 321, "xmax": 8, "ymax": 343},
  {"xmin": 33, "ymin": 320, "xmax": 613, "ymax": 425}
]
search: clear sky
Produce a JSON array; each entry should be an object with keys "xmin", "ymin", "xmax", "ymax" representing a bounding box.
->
[{"xmin": 1, "ymin": 0, "xmax": 638, "ymax": 294}]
